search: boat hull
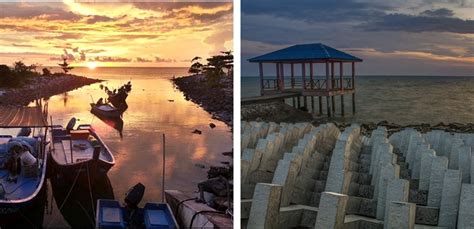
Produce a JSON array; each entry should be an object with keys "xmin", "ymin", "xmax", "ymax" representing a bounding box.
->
[
  {"xmin": 90, "ymin": 104, "xmax": 124, "ymax": 119},
  {"xmin": 50, "ymin": 157, "xmax": 114, "ymax": 186}
]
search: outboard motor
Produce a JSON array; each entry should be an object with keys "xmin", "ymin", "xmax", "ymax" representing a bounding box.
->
[
  {"xmin": 124, "ymin": 183, "xmax": 145, "ymax": 209},
  {"xmin": 123, "ymin": 183, "xmax": 146, "ymax": 227},
  {"xmin": 17, "ymin": 127, "xmax": 32, "ymax": 137},
  {"xmin": 66, "ymin": 117, "xmax": 76, "ymax": 132}
]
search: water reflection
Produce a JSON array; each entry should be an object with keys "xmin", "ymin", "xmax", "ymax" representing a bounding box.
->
[
  {"xmin": 40, "ymin": 67, "xmax": 232, "ymax": 227},
  {"xmin": 50, "ymin": 175, "xmax": 114, "ymax": 228},
  {"xmin": 91, "ymin": 114, "xmax": 124, "ymax": 138}
]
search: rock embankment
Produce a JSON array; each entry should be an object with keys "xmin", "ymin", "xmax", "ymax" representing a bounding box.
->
[
  {"xmin": 0, "ymin": 74, "xmax": 101, "ymax": 106},
  {"xmin": 172, "ymin": 74, "xmax": 233, "ymax": 127}
]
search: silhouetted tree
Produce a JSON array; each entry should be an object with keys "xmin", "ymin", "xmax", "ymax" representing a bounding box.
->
[
  {"xmin": 188, "ymin": 56, "xmax": 203, "ymax": 75},
  {"xmin": 58, "ymin": 57, "xmax": 73, "ymax": 73}
]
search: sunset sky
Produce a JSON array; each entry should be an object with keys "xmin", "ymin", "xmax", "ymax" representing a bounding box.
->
[
  {"xmin": 0, "ymin": 1, "xmax": 233, "ymax": 68},
  {"xmin": 242, "ymin": 0, "xmax": 474, "ymax": 76}
]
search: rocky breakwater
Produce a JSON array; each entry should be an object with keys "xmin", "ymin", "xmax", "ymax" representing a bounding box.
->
[
  {"xmin": 0, "ymin": 74, "xmax": 102, "ymax": 106},
  {"xmin": 172, "ymin": 74, "xmax": 233, "ymax": 127}
]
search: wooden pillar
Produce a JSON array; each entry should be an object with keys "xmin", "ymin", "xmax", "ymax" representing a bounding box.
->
[
  {"xmin": 319, "ymin": 96, "xmax": 322, "ymax": 115},
  {"xmin": 302, "ymin": 63, "xmax": 306, "ymax": 90},
  {"xmin": 310, "ymin": 62, "xmax": 314, "ymax": 89},
  {"xmin": 304, "ymin": 96, "xmax": 307, "ymax": 110},
  {"xmin": 292, "ymin": 97, "xmax": 295, "ymax": 107},
  {"xmin": 291, "ymin": 63, "xmax": 295, "ymax": 88},
  {"xmin": 297, "ymin": 96, "xmax": 301, "ymax": 108},
  {"xmin": 326, "ymin": 96, "xmax": 331, "ymax": 117},
  {"xmin": 352, "ymin": 62, "xmax": 356, "ymax": 114},
  {"xmin": 331, "ymin": 62, "xmax": 335, "ymax": 114},
  {"xmin": 275, "ymin": 63, "xmax": 280, "ymax": 91},
  {"xmin": 326, "ymin": 62, "xmax": 330, "ymax": 90},
  {"xmin": 311, "ymin": 96, "xmax": 315, "ymax": 113},
  {"xmin": 341, "ymin": 95, "xmax": 345, "ymax": 116},
  {"xmin": 259, "ymin": 62, "xmax": 264, "ymax": 95},
  {"xmin": 280, "ymin": 63, "xmax": 285, "ymax": 90},
  {"xmin": 340, "ymin": 62, "xmax": 344, "ymax": 116}
]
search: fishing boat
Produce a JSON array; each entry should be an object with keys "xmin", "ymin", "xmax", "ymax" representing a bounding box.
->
[
  {"xmin": 90, "ymin": 103, "xmax": 125, "ymax": 119},
  {"xmin": 0, "ymin": 104, "xmax": 49, "ymax": 227},
  {"xmin": 50, "ymin": 118, "xmax": 115, "ymax": 185},
  {"xmin": 96, "ymin": 183, "xmax": 178, "ymax": 229}
]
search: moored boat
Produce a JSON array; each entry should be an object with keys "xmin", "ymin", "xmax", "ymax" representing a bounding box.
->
[
  {"xmin": 96, "ymin": 183, "xmax": 178, "ymax": 229},
  {"xmin": 0, "ymin": 125, "xmax": 49, "ymax": 226},
  {"xmin": 50, "ymin": 118, "xmax": 115, "ymax": 185},
  {"xmin": 90, "ymin": 103, "xmax": 125, "ymax": 119}
]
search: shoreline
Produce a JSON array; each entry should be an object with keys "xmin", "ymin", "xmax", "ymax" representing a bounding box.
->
[
  {"xmin": 243, "ymin": 101, "xmax": 474, "ymax": 135},
  {"xmin": 0, "ymin": 74, "xmax": 102, "ymax": 106},
  {"xmin": 172, "ymin": 74, "xmax": 233, "ymax": 127}
]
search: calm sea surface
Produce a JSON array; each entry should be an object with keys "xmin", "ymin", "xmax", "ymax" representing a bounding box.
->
[
  {"xmin": 242, "ymin": 76, "xmax": 474, "ymax": 124},
  {"xmin": 35, "ymin": 67, "xmax": 232, "ymax": 227}
]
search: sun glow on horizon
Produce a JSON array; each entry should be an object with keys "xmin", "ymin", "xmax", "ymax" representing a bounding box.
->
[{"xmin": 87, "ymin": 61, "xmax": 98, "ymax": 70}]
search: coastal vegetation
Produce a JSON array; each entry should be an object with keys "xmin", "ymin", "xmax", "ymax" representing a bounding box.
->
[
  {"xmin": 188, "ymin": 51, "xmax": 233, "ymax": 87},
  {"xmin": 0, "ymin": 61, "xmax": 41, "ymax": 87}
]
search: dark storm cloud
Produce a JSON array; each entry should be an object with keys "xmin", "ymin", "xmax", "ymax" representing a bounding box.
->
[
  {"xmin": 362, "ymin": 12, "xmax": 474, "ymax": 34},
  {"xmin": 242, "ymin": 0, "xmax": 390, "ymax": 22},
  {"xmin": 420, "ymin": 8, "xmax": 455, "ymax": 17}
]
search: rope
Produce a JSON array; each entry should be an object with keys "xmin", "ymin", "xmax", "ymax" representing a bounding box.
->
[
  {"xmin": 174, "ymin": 197, "xmax": 197, "ymax": 216},
  {"xmin": 86, "ymin": 164, "xmax": 95, "ymax": 216},
  {"xmin": 75, "ymin": 200, "xmax": 95, "ymax": 227},
  {"xmin": 46, "ymin": 162, "xmax": 84, "ymax": 229},
  {"xmin": 189, "ymin": 210, "xmax": 227, "ymax": 228}
]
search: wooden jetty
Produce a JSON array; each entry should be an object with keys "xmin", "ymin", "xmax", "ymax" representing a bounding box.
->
[
  {"xmin": 247, "ymin": 43, "xmax": 363, "ymax": 117},
  {"xmin": 0, "ymin": 101, "xmax": 48, "ymax": 126}
]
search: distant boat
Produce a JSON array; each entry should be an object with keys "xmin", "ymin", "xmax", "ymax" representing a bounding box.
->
[
  {"xmin": 90, "ymin": 103, "xmax": 126, "ymax": 119},
  {"xmin": 50, "ymin": 118, "xmax": 115, "ymax": 185},
  {"xmin": 0, "ymin": 126, "xmax": 49, "ymax": 226},
  {"xmin": 96, "ymin": 183, "xmax": 178, "ymax": 229}
]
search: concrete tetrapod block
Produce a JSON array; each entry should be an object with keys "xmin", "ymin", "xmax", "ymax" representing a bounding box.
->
[
  {"xmin": 383, "ymin": 178, "xmax": 409, "ymax": 225},
  {"xmin": 438, "ymin": 169, "xmax": 462, "ymax": 229},
  {"xmin": 458, "ymin": 146, "xmax": 472, "ymax": 183},
  {"xmin": 376, "ymin": 163, "xmax": 400, "ymax": 220},
  {"xmin": 412, "ymin": 143, "xmax": 430, "ymax": 180},
  {"xmin": 458, "ymin": 183, "xmax": 474, "ymax": 228},
  {"xmin": 428, "ymin": 156, "xmax": 449, "ymax": 207},
  {"xmin": 272, "ymin": 153, "xmax": 302, "ymax": 207},
  {"xmin": 419, "ymin": 149, "xmax": 436, "ymax": 191},
  {"xmin": 386, "ymin": 201, "xmax": 416, "ymax": 229},
  {"xmin": 314, "ymin": 192, "xmax": 348, "ymax": 229},
  {"xmin": 247, "ymin": 183, "xmax": 282, "ymax": 229}
]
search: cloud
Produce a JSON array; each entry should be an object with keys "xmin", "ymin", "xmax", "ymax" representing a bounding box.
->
[
  {"xmin": 154, "ymin": 56, "xmax": 176, "ymax": 62},
  {"xmin": 11, "ymin": 43, "xmax": 34, "ymax": 47},
  {"xmin": 85, "ymin": 15, "xmax": 114, "ymax": 24},
  {"xmin": 0, "ymin": 3, "xmax": 82, "ymax": 21},
  {"xmin": 35, "ymin": 33, "xmax": 83, "ymax": 40},
  {"xmin": 362, "ymin": 12, "xmax": 474, "ymax": 34},
  {"xmin": 93, "ymin": 56, "xmax": 132, "ymax": 62},
  {"xmin": 136, "ymin": 57, "xmax": 153, "ymax": 62},
  {"xmin": 420, "ymin": 8, "xmax": 455, "ymax": 17}
]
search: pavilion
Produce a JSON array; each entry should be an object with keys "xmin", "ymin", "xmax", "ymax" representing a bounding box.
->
[{"xmin": 248, "ymin": 43, "xmax": 363, "ymax": 117}]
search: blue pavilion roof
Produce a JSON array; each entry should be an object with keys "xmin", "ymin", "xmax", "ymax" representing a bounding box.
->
[{"xmin": 248, "ymin": 43, "xmax": 363, "ymax": 62}]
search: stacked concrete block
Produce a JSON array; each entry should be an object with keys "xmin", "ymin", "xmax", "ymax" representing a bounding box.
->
[
  {"xmin": 383, "ymin": 178, "xmax": 409, "ymax": 225},
  {"xmin": 458, "ymin": 146, "xmax": 471, "ymax": 183},
  {"xmin": 419, "ymin": 149, "xmax": 436, "ymax": 190},
  {"xmin": 314, "ymin": 192, "xmax": 348, "ymax": 229},
  {"xmin": 438, "ymin": 169, "xmax": 462, "ymax": 228},
  {"xmin": 386, "ymin": 201, "xmax": 416, "ymax": 229},
  {"xmin": 375, "ymin": 163, "xmax": 400, "ymax": 220},
  {"xmin": 428, "ymin": 156, "xmax": 449, "ymax": 207},
  {"xmin": 247, "ymin": 183, "xmax": 282, "ymax": 229},
  {"xmin": 325, "ymin": 125, "xmax": 361, "ymax": 194},
  {"xmin": 458, "ymin": 183, "xmax": 474, "ymax": 228}
]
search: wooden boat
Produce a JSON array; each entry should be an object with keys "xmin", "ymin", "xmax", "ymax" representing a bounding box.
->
[
  {"xmin": 0, "ymin": 126, "xmax": 49, "ymax": 226},
  {"xmin": 50, "ymin": 120, "xmax": 115, "ymax": 185},
  {"xmin": 90, "ymin": 103, "xmax": 125, "ymax": 119}
]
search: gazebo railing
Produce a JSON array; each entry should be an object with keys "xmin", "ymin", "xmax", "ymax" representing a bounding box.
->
[
  {"xmin": 304, "ymin": 78, "xmax": 353, "ymax": 90},
  {"xmin": 262, "ymin": 79, "xmax": 279, "ymax": 90}
]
